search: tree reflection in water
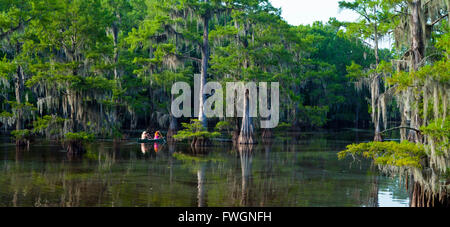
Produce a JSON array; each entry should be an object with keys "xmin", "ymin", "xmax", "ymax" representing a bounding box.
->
[
  {"xmin": 0, "ymin": 131, "xmax": 415, "ymax": 207},
  {"xmin": 238, "ymin": 144, "xmax": 253, "ymax": 206}
]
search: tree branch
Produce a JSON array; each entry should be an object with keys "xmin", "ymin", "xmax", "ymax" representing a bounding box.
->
[
  {"xmin": 429, "ymin": 13, "xmax": 448, "ymax": 27},
  {"xmin": 381, "ymin": 126, "xmax": 420, "ymax": 134},
  {"xmin": 168, "ymin": 53, "xmax": 201, "ymax": 63},
  {"xmin": 0, "ymin": 18, "xmax": 32, "ymax": 40},
  {"xmin": 179, "ymin": 55, "xmax": 201, "ymax": 63},
  {"xmin": 164, "ymin": 24, "xmax": 201, "ymax": 46}
]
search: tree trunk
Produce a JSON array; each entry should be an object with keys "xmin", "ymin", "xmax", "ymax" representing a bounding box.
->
[
  {"xmin": 111, "ymin": 17, "xmax": 122, "ymax": 142},
  {"xmin": 14, "ymin": 65, "xmax": 23, "ymax": 132},
  {"xmin": 261, "ymin": 128, "xmax": 273, "ymax": 139},
  {"xmin": 355, "ymin": 98, "xmax": 360, "ymax": 129},
  {"xmin": 410, "ymin": 182, "xmax": 449, "ymax": 207},
  {"xmin": 198, "ymin": 13, "xmax": 209, "ymax": 128},
  {"xmin": 194, "ymin": 16, "xmax": 212, "ymax": 148},
  {"xmin": 238, "ymin": 90, "xmax": 256, "ymax": 144},
  {"xmin": 167, "ymin": 94, "xmax": 177, "ymax": 142},
  {"xmin": 371, "ymin": 75, "xmax": 381, "ymax": 141},
  {"xmin": 372, "ymin": 18, "xmax": 382, "ymax": 141},
  {"xmin": 112, "ymin": 22, "xmax": 119, "ymax": 82},
  {"xmin": 410, "ymin": 0, "xmax": 425, "ymax": 71},
  {"xmin": 373, "ymin": 22, "xmax": 380, "ymax": 66},
  {"xmin": 14, "ymin": 42, "xmax": 24, "ymax": 133},
  {"xmin": 232, "ymin": 117, "xmax": 240, "ymax": 145},
  {"xmin": 13, "ymin": 42, "xmax": 28, "ymax": 146},
  {"xmin": 408, "ymin": 0, "xmax": 425, "ymax": 142},
  {"xmin": 374, "ymin": 120, "xmax": 383, "ymax": 141}
]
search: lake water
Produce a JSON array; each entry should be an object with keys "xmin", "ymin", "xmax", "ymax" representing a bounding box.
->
[{"xmin": 0, "ymin": 130, "xmax": 410, "ymax": 207}]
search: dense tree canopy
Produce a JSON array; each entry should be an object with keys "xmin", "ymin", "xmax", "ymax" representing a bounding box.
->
[{"xmin": 0, "ymin": 0, "xmax": 383, "ymax": 142}]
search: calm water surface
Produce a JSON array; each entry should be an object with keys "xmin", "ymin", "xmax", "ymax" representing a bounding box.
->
[{"xmin": 0, "ymin": 130, "xmax": 409, "ymax": 207}]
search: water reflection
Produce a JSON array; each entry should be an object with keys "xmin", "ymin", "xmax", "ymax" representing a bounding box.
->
[
  {"xmin": 377, "ymin": 177, "xmax": 409, "ymax": 207},
  {"xmin": 367, "ymin": 166, "xmax": 379, "ymax": 207},
  {"xmin": 197, "ymin": 163, "xmax": 206, "ymax": 207},
  {"xmin": 239, "ymin": 144, "xmax": 253, "ymax": 206},
  {"xmin": 0, "ymin": 131, "xmax": 411, "ymax": 207}
]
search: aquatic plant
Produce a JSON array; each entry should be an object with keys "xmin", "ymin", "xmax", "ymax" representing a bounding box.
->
[
  {"xmin": 173, "ymin": 119, "xmax": 220, "ymax": 147},
  {"xmin": 62, "ymin": 132, "xmax": 95, "ymax": 154},
  {"xmin": 10, "ymin": 129, "xmax": 33, "ymax": 146}
]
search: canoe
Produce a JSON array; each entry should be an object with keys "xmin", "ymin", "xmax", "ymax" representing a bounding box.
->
[{"xmin": 137, "ymin": 138, "xmax": 166, "ymax": 143}]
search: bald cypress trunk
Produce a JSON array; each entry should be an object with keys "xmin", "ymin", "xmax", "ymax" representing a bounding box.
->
[
  {"xmin": 410, "ymin": 182, "xmax": 449, "ymax": 207},
  {"xmin": 112, "ymin": 19, "xmax": 121, "ymax": 139},
  {"xmin": 193, "ymin": 6, "xmax": 211, "ymax": 147},
  {"xmin": 198, "ymin": 10, "xmax": 209, "ymax": 129},
  {"xmin": 410, "ymin": 0, "xmax": 425, "ymax": 71},
  {"xmin": 373, "ymin": 21, "xmax": 380, "ymax": 66},
  {"xmin": 372, "ymin": 14, "xmax": 382, "ymax": 141},
  {"xmin": 167, "ymin": 93, "xmax": 177, "ymax": 141},
  {"xmin": 112, "ymin": 22, "xmax": 119, "ymax": 82},
  {"xmin": 407, "ymin": 0, "xmax": 425, "ymax": 142},
  {"xmin": 14, "ymin": 42, "xmax": 26, "ymax": 146},
  {"xmin": 238, "ymin": 90, "xmax": 256, "ymax": 144},
  {"xmin": 14, "ymin": 65, "xmax": 23, "ymax": 132},
  {"xmin": 14, "ymin": 42, "xmax": 23, "ymax": 133}
]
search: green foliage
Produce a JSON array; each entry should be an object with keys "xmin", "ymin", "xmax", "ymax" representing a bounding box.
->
[
  {"xmin": 11, "ymin": 129, "xmax": 33, "ymax": 140},
  {"xmin": 214, "ymin": 121, "xmax": 231, "ymax": 131},
  {"xmin": 0, "ymin": 111, "xmax": 13, "ymax": 118},
  {"xmin": 32, "ymin": 115, "xmax": 67, "ymax": 138},
  {"xmin": 299, "ymin": 105, "xmax": 330, "ymax": 128},
  {"xmin": 111, "ymin": 125, "xmax": 123, "ymax": 139},
  {"xmin": 64, "ymin": 132, "xmax": 95, "ymax": 143},
  {"xmin": 0, "ymin": 0, "xmax": 387, "ymax": 137},
  {"xmin": 338, "ymin": 141, "xmax": 427, "ymax": 168},
  {"xmin": 338, "ymin": 0, "xmax": 393, "ymax": 41},
  {"xmin": 421, "ymin": 118, "xmax": 450, "ymax": 140},
  {"xmin": 173, "ymin": 119, "xmax": 220, "ymax": 141},
  {"xmin": 420, "ymin": 119, "xmax": 450, "ymax": 156},
  {"xmin": 275, "ymin": 122, "xmax": 292, "ymax": 131},
  {"xmin": 346, "ymin": 61, "xmax": 366, "ymax": 81},
  {"xmin": 436, "ymin": 33, "xmax": 450, "ymax": 58},
  {"xmin": 7, "ymin": 101, "xmax": 37, "ymax": 112},
  {"xmin": 376, "ymin": 60, "xmax": 393, "ymax": 75}
]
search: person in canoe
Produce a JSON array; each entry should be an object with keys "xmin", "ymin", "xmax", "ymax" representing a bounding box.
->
[
  {"xmin": 154, "ymin": 131, "xmax": 163, "ymax": 139},
  {"xmin": 141, "ymin": 129, "xmax": 152, "ymax": 154},
  {"xmin": 153, "ymin": 131, "xmax": 163, "ymax": 152},
  {"xmin": 141, "ymin": 129, "xmax": 152, "ymax": 140}
]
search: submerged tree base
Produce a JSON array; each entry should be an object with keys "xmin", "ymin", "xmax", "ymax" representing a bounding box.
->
[
  {"xmin": 232, "ymin": 130, "xmax": 240, "ymax": 145},
  {"xmin": 411, "ymin": 182, "xmax": 449, "ymax": 207},
  {"xmin": 173, "ymin": 119, "xmax": 220, "ymax": 147},
  {"xmin": 261, "ymin": 128, "xmax": 274, "ymax": 139},
  {"xmin": 11, "ymin": 129, "xmax": 33, "ymax": 148},
  {"xmin": 167, "ymin": 128, "xmax": 177, "ymax": 142},
  {"xmin": 374, "ymin": 132, "xmax": 383, "ymax": 142},
  {"xmin": 191, "ymin": 137, "xmax": 212, "ymax": 148},
  {"xmin": 63, "ymin": 141, "xmax": 86, "ymax": 155},
  {"xmin": 62, "ymin": 132, "xmax": 94, "ymax": 154},
  {"xmin": 237, "ymin": 134, "xmax": 257, "ymax": 144},
  {"xmin": 15, "ymin": 139, "xmax": 30, "ymax": 148}
]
